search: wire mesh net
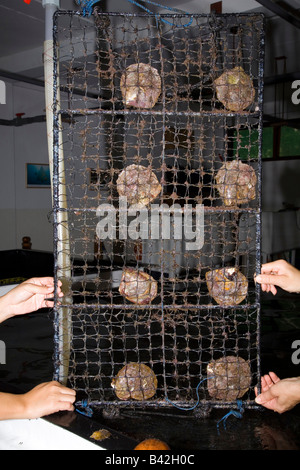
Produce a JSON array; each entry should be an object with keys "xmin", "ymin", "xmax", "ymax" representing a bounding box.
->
[{"xmin": 52, "ymin": 10, "xmax": 264, "ymax": 413}]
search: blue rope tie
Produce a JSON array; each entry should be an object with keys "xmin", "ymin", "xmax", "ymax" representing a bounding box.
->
[
  {"xmin": 217, "ymin": 399, "xmax": 244, "ymax": 433},
  {"xmin": 75, "ymin": 0, "xmax": 98, "ymax": 16},
  {"xmin": 165, "ymin": 377, "xmax": 214, "ymax": 412},
  {"xmin": 75, "ymin": 0, "xmax": 193, "ymax": 27},
  {"xmin": 166, "ymin": 379, "xmax": 245, "ymax": 434},
  {"xmin": 75, "ymin": 399, "xmax": 93, "ymax": 417}
]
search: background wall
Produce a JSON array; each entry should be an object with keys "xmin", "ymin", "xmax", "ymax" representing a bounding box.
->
[{"xmin": 0, "ymin": 81, "xmax": 53, "ymax": 251}]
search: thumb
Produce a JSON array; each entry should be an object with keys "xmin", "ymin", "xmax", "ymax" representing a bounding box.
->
[
  {"xmin": 255, "ymin": 273, "xmax": 285, "ymax": 287},
  {"xmin": 255, "ymin": 388, "xmax": 276, "ymax": 404},
  {"xmin": 25, "ymin": 283, "xmax": 53, "ymax": 295}
]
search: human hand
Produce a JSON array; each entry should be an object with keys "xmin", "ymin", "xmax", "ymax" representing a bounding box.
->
[
  {"xmin": 254, "ymin": 260, "xmax": 300, "ymax": 295},
  {"xmin": 20, "ymin": 381, "xmax": 76, "ymax": 419},
  {"xmin": 0, "ymin": 277, "xmax": 63, "ymax": 321},
  {"xmin": 255, "ymin": 372, "xmax": 300, "ymax": 413}
]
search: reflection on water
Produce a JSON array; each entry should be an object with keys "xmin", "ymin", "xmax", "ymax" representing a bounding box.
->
[
  {"xmin": 0, "ymin": 311, "xmax": 54, "ymax": 392},
  {"xmin": 255, "ymin": 423, "xmax": 299, "ymax": 450},
  {"xmin": 90, "ymin": 406, "xmax": 300, "ymax": 451}
]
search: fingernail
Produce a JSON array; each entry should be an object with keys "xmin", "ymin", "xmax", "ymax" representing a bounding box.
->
[
  {"xmin": 255, "ymin": 275, "xmax": 261, "ymax": 282},
  {"xmin": 255, "ymin": 395, "xmax": 261, "ymax": 403}
]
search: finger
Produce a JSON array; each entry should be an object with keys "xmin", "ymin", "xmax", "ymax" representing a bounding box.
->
[
  {"xmin": 51, "ymin": 401, "xmax": 75, "ymax": 414},
  {"xmin": 261, "ymin": 375, "xmax": 267, "ymax": 386},
  {"xmin": 26, "ymin": 277, "xmax": 55, "ymax": 287},
  {"xmin": 44, "ymin": 299, "xmax": 64, "ymax": 309},
  {"xmin": 261, "ymin": 375, "xmax": 274, "ymax": 392},
  {"xmin": 59, "ymin": 402, "xmax": 75, "ymax": 412},
  {"xmin": 60, "ymin": 389, "xmax": 76, "ymax": 398},
  {"xmin": 56, "ymin": 384, "xmax": 76, "ymax": 397},
  {"xmin": 57, "ymin": 394, "xmax": 76, "ymax": 404},
  {"xmin": 263, "ymin": 374, "xmax": 275, "ymax": 387},
  {"xmin": 33, "ymin": 279, "xmax": 63, "ymax": 294},
  {"xmin": 260, "ymin": 375, "xmax": 269, "ymax": 391},
  {"xmin": 255, "ymin": 388, "xmax": 275, "ymax": 404},
  {"xmin": 254, "ymin": 385, "xmax": 263, "ymax": 396},
  {"xmin": 261, "ymin": 261, "xmax": 281, "ymax": 273},
  {"xmin": 255, "ymin": 274, "xmax": 285, "ymax": 288},
  {"xmin": 50, "ymin": 381, "xmax": 75, "ymax": 392},
  {"xmin": 270, "ymin": 285, "xmax": 277, "ymax": 296},
  {"xmin": 26, "ymin": 284, "xmax": 55, "ymax": 295},
  {"xmin": 266, "ymin": 284, "xmax": 275, "ymax": 294},
  {"xmin": 269, "ymin": 371, "xmax": 280, "ymax": 383},
  {"xmin": 261, "ymin": 268, "xmax": 279, "ymax": 276}
]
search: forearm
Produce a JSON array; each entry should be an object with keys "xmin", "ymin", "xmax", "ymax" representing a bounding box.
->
[
  {"xmin": 278, "ymin": 377, "xmax": 300, "ymax": 412},
  {"xmin": 0, "ymin": 392, "xmax": 27, "ymax": 420}
]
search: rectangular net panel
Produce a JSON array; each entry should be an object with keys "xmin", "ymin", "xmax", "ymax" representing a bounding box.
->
[{"xmin": 52, "ymin": 10, "xmax": 264, "ymax": 412}]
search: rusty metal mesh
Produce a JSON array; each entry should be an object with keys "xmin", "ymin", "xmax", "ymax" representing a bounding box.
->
[{"xmin": 52, "ymin": 10, "xmax": 264, "ymax": 413}]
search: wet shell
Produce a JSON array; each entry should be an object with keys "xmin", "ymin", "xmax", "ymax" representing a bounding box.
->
[
  {"xmin": 119, "ymin": 267, "xmax": 158, "ymax": 304},
  {"xmin": 215, "ymin": 160, "xmax": 256, "ymax": 206},
  {"xmin": 205, "ymin": 267, "xmax": 248, "ymax": 306},
  {"xmin": 117, "ymin": 164, "xmax": 162, "ymax": 207},
  {"xmin": 214, "ymin": 66, "xmax": 255, "ymax": 111},
  {"xmin": 111, "ymin": 362, "xmax": 158, "ymax": 401},
  {"xmin": 90, "ymin": 429, "xmax": 112, "ymax": 441},
  {"xmin": 120, "ymin": 63, "xmax": 161, "ymax": 109},
  {"xmin": 207, "ymin": 355, "xmax": 252, "ymax": 400}
]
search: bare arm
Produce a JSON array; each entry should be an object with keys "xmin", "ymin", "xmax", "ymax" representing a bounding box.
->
[
  {"xmin": 0, "ymin": 277, "xmax": 63, "ymax": 323},
  {"xmin": 0, "ymin": 381, "xmax": 76, "ymax": 420}
]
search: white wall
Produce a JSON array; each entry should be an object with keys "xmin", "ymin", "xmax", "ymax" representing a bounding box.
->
[{"xmin": 0, "ymin": 81, "xmax": 53, "ymax": 251}]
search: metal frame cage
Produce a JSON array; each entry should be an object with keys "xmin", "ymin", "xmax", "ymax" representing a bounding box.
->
[{"xmin": 52, "ymin": 9, "xmax": 264, "ymax": 414}]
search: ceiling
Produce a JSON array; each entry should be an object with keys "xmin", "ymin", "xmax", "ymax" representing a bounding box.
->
[
  {"xmin": 0, "ymin": 0, "xmax": 298, "ymax": 77},
  {"xmin": 0, "ymin": 0, "xmax": 261, "ymax": 64}
]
